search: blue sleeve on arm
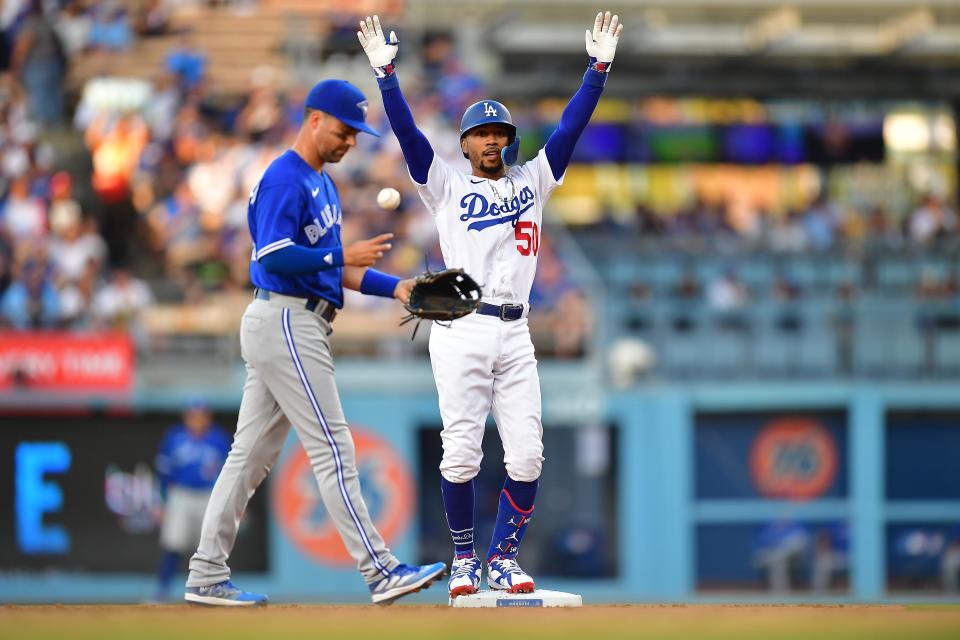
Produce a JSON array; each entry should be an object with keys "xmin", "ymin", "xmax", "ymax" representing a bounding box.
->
[
  {"xmin": 260, "ymin": 244, "xmax": 344, "ymax": 275},
  {"xmin": 543, "ymin": 67, "xmax": 607, "ymax": 181},
  {"xmin": 252, "ymin": 185, "xmax": 303, "ymax": 259},
  {"xmin": 377, "ymin": 74, "xmax": 434, "ymax": 184},
  {"xmin": 360, "ymin": 268, "xmax": 401, "ymax": 298}
]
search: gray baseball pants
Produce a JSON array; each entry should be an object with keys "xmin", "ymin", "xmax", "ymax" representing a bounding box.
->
[{"xmin": 186, "ymin": 295, "xmax": 399, "ymax": 587}]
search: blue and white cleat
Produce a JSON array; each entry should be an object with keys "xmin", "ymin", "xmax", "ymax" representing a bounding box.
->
[
  {"xmin": 487, "ymin": 556, "xmax": 535, "ymax": 593},
  {"xmin": 448, "ymin": 555, "xmax": 482, "ymax": 598},
  {"xmin": 369, "ymin": 562, "xmax": 447, "ymax": 605},
  {"xmin": 184, "ymin": 580, "xmax": 268, "ymax": 607}
]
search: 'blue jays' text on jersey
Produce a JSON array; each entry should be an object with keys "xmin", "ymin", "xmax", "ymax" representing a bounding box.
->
[
  {"xmin": 247, "ymin": 149, "xmax": 344, "ymax": 306},
  {"xmin": 155, "ymin": 424, "xmax": 231, "ymax": 491}
]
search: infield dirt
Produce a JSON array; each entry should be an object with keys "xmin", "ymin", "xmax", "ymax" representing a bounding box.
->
[{"xmin": 1, "ymin": 604, "xmax": 959, "ymax": 640}]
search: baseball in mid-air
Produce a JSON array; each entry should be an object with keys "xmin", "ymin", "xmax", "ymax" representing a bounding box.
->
[{"xmin": 377, "ymin": 187, "xmax": 402, "ymax": 210}]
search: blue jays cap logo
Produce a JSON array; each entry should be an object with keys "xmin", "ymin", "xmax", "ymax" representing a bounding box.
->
[{"xmin": 357, "ymin": 100, "xmax": 369, "ymax": 117}]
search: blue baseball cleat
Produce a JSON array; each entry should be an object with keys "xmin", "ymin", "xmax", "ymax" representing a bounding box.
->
[
  {"xmin": 487, "ymin": 557, "xmax": 535, "ymax": 593},
  {"xmin": 369, "ymin": 562, "xmax": 447, "ymax": 605},
  {"xmin": 184, "ymin": 580, "xmax": 268, "ymax": 607},
  {"xmin": 448, "ymin": 554, "xmax": 482, "ymax": 598}
]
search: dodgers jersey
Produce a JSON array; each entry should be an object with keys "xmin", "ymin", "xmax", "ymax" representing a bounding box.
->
[
  {"xmin": 156, "ymin": 424, "xmax": 231, "ymax": 491},
  {"xmin": 248, "ymin": 149, "xmax": 345, "ymax": 306},
  {"xmin": 415, "ymin": 148, "xmax": 563, "ymax": 305}
]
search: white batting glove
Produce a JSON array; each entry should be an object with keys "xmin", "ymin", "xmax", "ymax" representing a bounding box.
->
[
  {"xmin": 357, "ymin": 15, "xmax": 398, "ymax": 78},
  {"xmin": 585, "ymin": 11, "xmax": 623, "ymax": 72}
]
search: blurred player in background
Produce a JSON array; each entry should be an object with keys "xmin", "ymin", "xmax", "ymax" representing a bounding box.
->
[
  {"xmin": 154, "ymin": 397, "xmax": 230, "ymax": 602},
  {"xmin": 359, "ymin": 11, "xmax": 622, "ymax": 597}
]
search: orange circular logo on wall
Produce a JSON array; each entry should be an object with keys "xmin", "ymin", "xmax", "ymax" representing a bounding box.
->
[
  {"xmin": 273, "ymin": 426, "xmax": 415, "ymax": 566},
  {"xmin": 749, "ymin": 416, "xmax": 838, "ymax": 501}
]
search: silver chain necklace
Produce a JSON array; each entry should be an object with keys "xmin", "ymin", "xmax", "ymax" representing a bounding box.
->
[{"xmin": 486, "ymin": 174, "xmax": 516, "ymax": 208}]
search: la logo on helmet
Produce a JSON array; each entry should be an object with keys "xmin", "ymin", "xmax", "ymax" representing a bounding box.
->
[{"xmin": 483, "ymin": 102, "xmax": 497, "ymax": 117}]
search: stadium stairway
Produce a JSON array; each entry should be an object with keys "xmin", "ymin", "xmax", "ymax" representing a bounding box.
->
[{"xmin": 67, "ymin": 2, "xmax": 338, "ymax": 94}]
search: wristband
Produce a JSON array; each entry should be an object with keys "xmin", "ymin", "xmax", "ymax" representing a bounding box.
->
[
  {"xmin": 375, "ymin": 62, "xmax": 397, "ymax": 79},
  {"xmin": 377, "ymin": 72, "xmax": 399, "ymax": 91},
  {"xmin": 584, "ymin": 64, "xmax": 608, "ymax": 87},
  {"xmin": 588, "ymin": 57, "xmax": 612, "ymax": 75},
  {"xmin": 360, "ymin": 268, "xmax": 401, "ymax": 298}
]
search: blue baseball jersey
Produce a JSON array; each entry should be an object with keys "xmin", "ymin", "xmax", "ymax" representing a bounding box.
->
[
  {"xmin": 155, "ymin": 424, "xmax": 232, "ymax": 491},
  {"xmin": 247, "ymin": 149, "xmax": 344, "ymax": 306}
]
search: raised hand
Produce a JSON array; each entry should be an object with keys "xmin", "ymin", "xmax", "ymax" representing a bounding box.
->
[
  {"xmin": 357, "ymin": 15, "xmax": 398, "ymax": 77},
  {"xmin": 585, "ymin": 11, "xmax": 623, "ymax": 68},
  {"xmin": 344, "ymin": 233, "xmax": 394, "ymax": 267}
]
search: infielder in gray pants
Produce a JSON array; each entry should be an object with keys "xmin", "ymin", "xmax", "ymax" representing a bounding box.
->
[{"xmin": 184, "ymin": 79, "xmax": 446, "ymax": 606}]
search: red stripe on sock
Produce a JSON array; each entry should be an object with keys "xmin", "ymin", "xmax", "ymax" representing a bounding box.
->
[{"xmin": 501, "ymin": 489, "xmax": 535, "ymax": 515}]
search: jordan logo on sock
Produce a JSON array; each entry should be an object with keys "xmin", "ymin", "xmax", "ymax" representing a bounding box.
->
[{"xmin": 508, "ymin": 515, "xmax": 529, "ymax": 528}]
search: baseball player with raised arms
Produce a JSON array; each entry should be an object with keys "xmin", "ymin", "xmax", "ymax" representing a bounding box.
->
[
  {"xmin": 183, "ymin": 79, "xmax": 445, "ymax": 606},
  {"xmin": 359, "ymin": 11, "xmax": 623, "ymax": 596}
]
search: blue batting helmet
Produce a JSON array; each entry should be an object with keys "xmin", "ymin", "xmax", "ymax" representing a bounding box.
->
[
  {"xmin": 459, "ymin": 100, "xmax": 516, "ymax": 142},
  {"xmin": 460, "ymin": 99, "xmax": 521, "ymax": 165}
]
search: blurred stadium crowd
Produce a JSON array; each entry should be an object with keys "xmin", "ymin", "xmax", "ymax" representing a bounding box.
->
[
  {"xmin": 0, "ymin": 0, "xmax": 957, "ymax": 368},
  {"xmin": 0, "ymin": 0, "xmax": 592, "ymax": 356}
]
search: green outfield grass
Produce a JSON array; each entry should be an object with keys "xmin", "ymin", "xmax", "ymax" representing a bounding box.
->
[{"xmin": 1, "ymin": 604, "xmax": 959, "ymax": 640}]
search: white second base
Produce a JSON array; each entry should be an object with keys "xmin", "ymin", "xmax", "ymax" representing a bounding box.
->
[{"xmin": 449, "ymin": 589, "xmax": 582, "ymax": 608}]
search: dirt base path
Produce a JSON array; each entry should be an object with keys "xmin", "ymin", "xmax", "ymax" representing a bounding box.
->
[{"xmin": 2, "ymin": 603, "xmax": 959, "ymax": 640}]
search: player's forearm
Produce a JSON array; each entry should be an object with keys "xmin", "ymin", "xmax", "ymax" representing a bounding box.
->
[
  {"xmin": 544, "ymin": 68, "xmax": 607, "ymax": 180},
  {"xmin": 259, "ymin": 244, "xmax": 344, "ymax": 275},
  {"xmin": 377, "ymin": 74, "xmax": 434, "ymax": 184},
  {"xmin": 343, "ymin": 266, "xmax": 401, "ymax": 298},
  {"xmin": 342, "ymin": 266, "xmax": 367, "ymax": 291}
]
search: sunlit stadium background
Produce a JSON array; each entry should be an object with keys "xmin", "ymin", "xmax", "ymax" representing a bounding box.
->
[{"xmin": 1, "ymin": 0, "xmax": 959, "ymax": 604}]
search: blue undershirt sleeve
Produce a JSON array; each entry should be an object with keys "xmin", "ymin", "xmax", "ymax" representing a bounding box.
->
[
  {"xmin": 259, "ymin": 244, "xmax": 344, "ymax": 275},
  {"xmin": 543, "ymin": 67, "xmax": 608, "ymax": 181},
  {"xmin": 377, "ymin": 73, "xmax": 434, "ymax": 185}
]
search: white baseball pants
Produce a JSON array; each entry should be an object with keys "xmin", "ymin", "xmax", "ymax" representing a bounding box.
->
[{"xmin": 428, "ymin": 312, "xmax": 544, "ymax": 483}]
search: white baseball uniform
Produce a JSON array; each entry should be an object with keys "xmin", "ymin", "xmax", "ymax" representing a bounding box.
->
[{"xmin": 413, "ymin": 148, "xmax": 564, "ymax": 483}]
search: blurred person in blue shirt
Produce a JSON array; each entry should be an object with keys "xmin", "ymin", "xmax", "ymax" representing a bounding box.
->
[
  {"xmin": 88, "ymin": 1, "xmax": 132, "ymax": 52},
  {"xmin": 10, "ymin": 1, "xmax": 66, "ymax": 126},
  {"xmin": 802, "ymin": 195, "xmax": 841, "ymax": 251},
  {"xmin": 154, "ymin": 398, "xmax": 231, "ymax": 601},
  {"xmin": 165, "ymin": 32, "xmax": 206, "ymax": 93},
  {"xmin": 0, "ymin": 256, "xmax": 60, "ymax": 329}
]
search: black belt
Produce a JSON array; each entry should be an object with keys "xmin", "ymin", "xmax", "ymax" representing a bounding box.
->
[
  {"xmin": 254, "ymin": 288, "xmax": 337, "ymax": 322},
  {"xmin": 477, "ymin": 302, "xmax": 525, "ymax": 321}
]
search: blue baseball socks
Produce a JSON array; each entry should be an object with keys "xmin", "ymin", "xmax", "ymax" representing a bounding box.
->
[
  {"xmin": 441, "ymin": 477, "xmax": 475, "ymax": 558},
  {"xmin": 487, "ymin": 477, "xmax": 537, "ymax": 561}
]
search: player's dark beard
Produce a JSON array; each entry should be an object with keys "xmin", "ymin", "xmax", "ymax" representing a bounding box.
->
[{"xmin": 476, "ymin": 149, "xmax": 503, "ymax": 176}]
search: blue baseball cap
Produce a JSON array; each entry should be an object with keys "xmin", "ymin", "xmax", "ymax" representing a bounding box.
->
[
  {"xmin": 305, "ymin": 79, "xmax": 380, "ymax": 137},
  {"xmin": 185, "ymin": 395, "xmax": 209, "ymax": 411}
]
